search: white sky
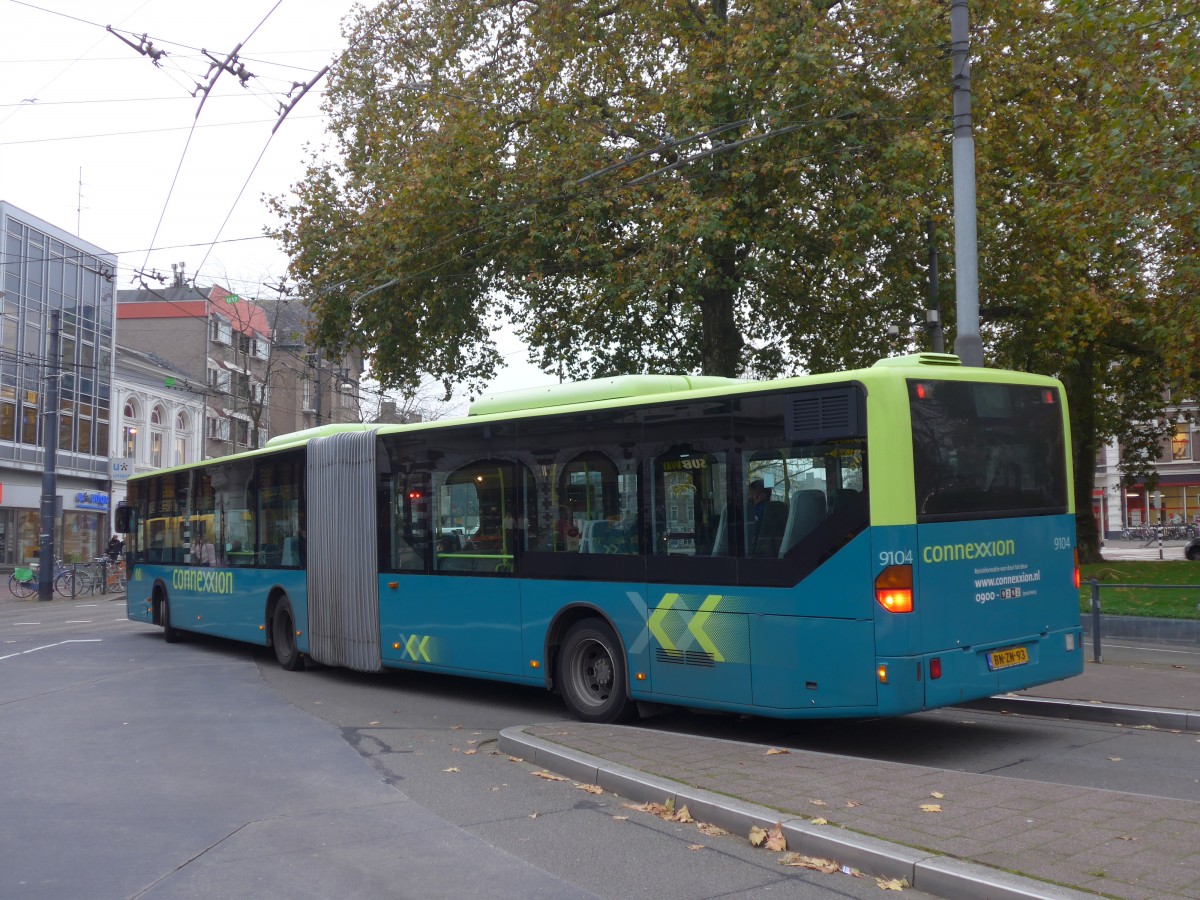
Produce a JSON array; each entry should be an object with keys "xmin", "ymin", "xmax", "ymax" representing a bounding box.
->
[{"xmin": 0, "ymin": 0, "xmax": 547, "ymax": 407}]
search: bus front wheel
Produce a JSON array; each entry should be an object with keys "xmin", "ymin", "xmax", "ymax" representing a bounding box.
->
[
  {"xmin": 271, "ymin": 598, "xmax": 303, "ymax": 671},
  {"xmin": 558, "ymin": 618, "xmax": 634, "ymax": 724},
  {"xmin": 161, "ymin": 595, "xmax": 181, "ymax": 643}
]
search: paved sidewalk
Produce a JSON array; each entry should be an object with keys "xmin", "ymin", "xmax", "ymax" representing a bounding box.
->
[{"xmin": 502, "ymin": 661, "xmax": 1200, "ymax": 900}]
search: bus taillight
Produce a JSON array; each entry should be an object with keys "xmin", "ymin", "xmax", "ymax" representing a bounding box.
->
[{"xmin": 875, "ymin": 565, "xmax": 913, "ymax": 613}]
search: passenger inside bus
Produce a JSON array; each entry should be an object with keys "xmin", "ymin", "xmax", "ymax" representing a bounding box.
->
[{"xmin": 747, "ymin": 479, "xmax": 788, "ymax": 557}]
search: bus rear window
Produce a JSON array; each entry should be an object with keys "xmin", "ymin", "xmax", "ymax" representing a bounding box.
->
[{"xmin": 909, "ymin": 380, "xmax": 1068, "ymax": 522}]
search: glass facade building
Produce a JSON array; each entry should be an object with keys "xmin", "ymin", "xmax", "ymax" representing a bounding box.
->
[{"xmin": 0, "ymin": 202, "xmax": 116, "ymax": 565}]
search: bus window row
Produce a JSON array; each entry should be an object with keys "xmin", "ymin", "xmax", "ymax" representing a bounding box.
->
[
  {"xmin": 381, "ymin": 439, "xmax": 867, "ymax": 583},
  {"xmin": 126, "ymin": 453, "xmax": 305, "ymax": 568}
]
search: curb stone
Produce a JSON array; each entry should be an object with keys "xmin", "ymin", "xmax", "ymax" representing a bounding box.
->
[{"xmin": 499, "ymin": 726, "xmax": 1099, "ymax": 900}]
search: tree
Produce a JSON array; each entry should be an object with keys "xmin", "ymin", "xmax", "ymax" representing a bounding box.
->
[
  {"xmin": 272, "ymin": 0, "xmax": 1198, "ymax": 561},
  {"xmin": 270, "ymin": 0, "xmax": 949, "ymax": 394},
  {"xmin": 961, "ymin": 0, "xmax": 1199, "ymax": 559}
]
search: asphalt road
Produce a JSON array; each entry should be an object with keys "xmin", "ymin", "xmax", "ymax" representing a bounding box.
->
[{"xmin": 2, "ymin": 602, "xmax": 930, "ymax": 900}]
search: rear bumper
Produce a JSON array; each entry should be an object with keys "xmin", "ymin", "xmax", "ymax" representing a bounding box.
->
[{"xmin": 917, "ymin": 625, "xmax": 1086, "ymax": 710}]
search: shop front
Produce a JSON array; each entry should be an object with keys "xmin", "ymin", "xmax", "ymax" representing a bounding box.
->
[{"xmin": 0, "ymin": 476, "xmax": 109, "ymax": 567}]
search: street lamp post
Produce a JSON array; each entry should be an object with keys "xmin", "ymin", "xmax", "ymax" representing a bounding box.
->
[{"xmin": 37, "ymin": 311, "xmax": 61, "ymax": 601}]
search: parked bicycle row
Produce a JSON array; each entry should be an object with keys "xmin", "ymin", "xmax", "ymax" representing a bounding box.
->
[
  {"xmin": 8, "ymin": 557, "xmax": 126, "ymax": 599},
  {"xmin": 1119, "ymin": 523, "xmax": 1200, "ymax": 542}
]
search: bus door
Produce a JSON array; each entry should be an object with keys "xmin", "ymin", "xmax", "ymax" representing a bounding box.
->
[
  {"xmin": 380, "ymin": 454, "xmax": 528, "ymax": 678},
  {"xmin": 645, "ymin": 444, "xmax": 753, "ymax": 707}
]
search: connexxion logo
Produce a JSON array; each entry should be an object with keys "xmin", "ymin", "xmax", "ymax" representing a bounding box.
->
[
  {"xmin": 922, "ymin": 539, "xmax": 1016, "ymax": 564},
  {"xmin": 171, "ymin": 569, "xmax": 235, "ymax": 594}
]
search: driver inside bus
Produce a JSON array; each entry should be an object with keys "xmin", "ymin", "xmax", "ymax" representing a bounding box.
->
[{"xmin": 191, "ymin": 533, "xmax": 217, "ymax": 567}]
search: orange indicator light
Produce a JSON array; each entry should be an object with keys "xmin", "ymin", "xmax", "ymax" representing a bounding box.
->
[
  {"xmin": 635, "ymin": 672, "xmax": 646, "ymax": 681},
  {"xmin": 877, "ymin": 665, "xmax": 889, "ymax": 684},
  {"xmin": 530, "ymin": 660, "xmax": 540, "ymax": 669},
  {"xmin": 874, "ymin": 565, "xmax": 914, "ymax": 613}
]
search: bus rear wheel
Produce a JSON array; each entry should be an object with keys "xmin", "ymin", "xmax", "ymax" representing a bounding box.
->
[
  {"xmin": 271, "ymin": 597, "xmax": 303, "ymax": 671},
  {"xmin": 558, "ymin": 618, "xmax": 634, "ymax": 724}
]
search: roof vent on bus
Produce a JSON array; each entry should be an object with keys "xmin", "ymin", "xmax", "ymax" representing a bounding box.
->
[
  {"xmin": 468, "ymin": 373, "xmax": 744, "ymax": 417},
  {"xmin": 785, "ymin": 387, "xmax": 861, "ymax": 441},
  {"xmin": 872, "ymin": 353, "xmax": 963, "ymax": 368}
]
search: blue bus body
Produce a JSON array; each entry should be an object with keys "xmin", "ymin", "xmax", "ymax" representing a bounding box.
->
[{"xmin": 123, "ymin": 356, "xmax": 1084, "ymax": 721}]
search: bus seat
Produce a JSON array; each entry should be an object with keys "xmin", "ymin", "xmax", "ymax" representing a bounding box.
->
[
  {"xmin": 778, "ymin": 490, "xmax": 827, "ymax": 557},
  {"xmin": 749, "ymin": 501, "xmax": 788, "ymax": 557},
  {"xmin": 580, "ymin": 520, "xmax": 624, "ymax": 553}
]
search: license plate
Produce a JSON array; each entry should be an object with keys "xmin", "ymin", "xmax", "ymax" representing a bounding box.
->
[{"xmin": 988, "ymin": 646, "xmax": 1029, "ymax": 670}]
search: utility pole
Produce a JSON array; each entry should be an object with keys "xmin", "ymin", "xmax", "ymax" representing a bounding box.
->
[
  {"xmin": 38, "ymin": 311, "xmax": 61, "ymax": 601},
  {"xmin": 926, "ymin": 220, "xmax": 945, "ymax": 353},
  {"xmin": 950, "ymin": 0, "xmax": 983, "ymax": 367},
  {"xmin": 313, "ymin": 347, "xmax": 323, "ymax": 426}
]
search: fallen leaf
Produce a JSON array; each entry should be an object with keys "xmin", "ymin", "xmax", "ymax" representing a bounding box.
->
[
  {"xmin": 669, "ymin": 804, "xmax": 695, "ymax": 824},
  {"xmin": 531, "ymin": 770, "xmax": 568, "ymax": 782},
  {"xmin": 528, "ymin": 812, "xmax": 539, "ymax": 819},
  {"xmin": 809, "ymin": 799, "xmax": 827, "ymax": 807},
  {"xmin": 576, "ymin": 783, "xmax": 603, "ymax": 795},
  {"xmin": 780, "ymin": 853, "xmax": 838, "ymax": 874},
  {"xmin": 877, "ymin": 876, "xmax": 908, "ymax": 890},
  {"xmin": 613, "ymin": 815, "xmax": 629, "ymax": 821},
  {"xmin": 766, "ymin": 822, "xmax": 787, "ymax": 852},
  {"xmin": 811, "ymin": 817, "xmax": 828, "ymax": 826},
  {"xmin": 463, "ymin": 749, "xmax": 478, "ymax": 756},
  {"xmin": 442, "ymin": 767, "xmax": 459, "ymax": 773},
  {"xmin": 466, "ymin": 739, "xmax": 478, "ymax": 745},
  {"xmin": 507, "ymin": 755, "xmax": 523, "ymax": 763},
  {"xmin": 930, "ymin": 791, "xmax": 945, "ymax": 799},
  {"xmin": 766, "ymin": 747, "xmax": 790, "ymax": 755},
  {"xmin": 688, "ymin": 844, "xmax": 704, "ymax": 851},
  {"xmin": 1107, "ymin": 757, "xmax": 1122, "ymax": 762},
  {"xmin": 845, "ymin": 800, "xmax": 861, "ymax": 808},
  {"xmin": 698, "ymin": 823, "xmax": 728, "ymax": 836},
  {"xmin": 369, "ymin": 721, "xmax": 380, "ymax": 725},
  {"xmin": 1172, "ymin": 664, "xmax": 1185, "ymax": 669},
  {"xmin": 749, "ymin": 825, "xmax": 768, "ymax": 847},
  {"xmin": 451, "ymin": 725, "xmax": 462, "ymax": 730},
  {"xmin": 1117, "ymin": 835, "xmax": 1139, "ymax": 842},
  {"xmin": 919, "ymin": 804, "xmax": 942, "ymax": 813}
]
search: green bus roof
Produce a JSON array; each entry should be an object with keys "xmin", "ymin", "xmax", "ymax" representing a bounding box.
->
[
  {"xmin": 128, "ymin": 353, "xmax": 1066, "ymax": 484},
  {"xmin": 468, "ymin": 374, "xmax": 745, "ymax": 417}
]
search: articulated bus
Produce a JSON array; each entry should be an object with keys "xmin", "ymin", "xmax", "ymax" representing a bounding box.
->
[{"xmin": 117, "ymin": 353, "xmax": 1084, "ymax": 722}]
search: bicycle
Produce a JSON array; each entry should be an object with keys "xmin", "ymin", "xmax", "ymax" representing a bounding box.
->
[
  {"xmin": 9, "ymin": 564, "xmax": 39, "ymax": 598},
  {"xmin": 53, "ymin": 562, "xmax": 98, "ymax": 599},
  {"xmin": 97, "ymin": 556, "xmax": 126, "ymax": 594},
  {"xmin": 8, "ymin": 559, "xmax": 85, "ymax": 599}
]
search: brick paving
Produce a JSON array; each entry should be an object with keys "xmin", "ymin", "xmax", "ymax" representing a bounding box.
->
[{"xmin": 523, "ymin": 661, "xmax": 1200, "ymax": 899}]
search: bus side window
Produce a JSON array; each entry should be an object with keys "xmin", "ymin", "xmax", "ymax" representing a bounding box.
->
[{"xmin": 651, "ymin": 446, "xmax": 729, "ymax": 557}]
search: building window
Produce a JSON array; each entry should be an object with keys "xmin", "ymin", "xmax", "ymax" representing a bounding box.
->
[
  {"xmin": 1171, "ymin": 425, "xmax": 1192, "ymax": 461},
  {"xmin": 210, "ymin": 315, "xmax": 232, "ymax": 345},
  {"xmin": 206, "ymin": 415, "xmax": 230, "ymax": 441},
  {"xmin": 122, "ymin": 399, "xmax": 141, "ymax": 459},
  {"xmin": 175, "ymin": 410, "xmax": 190, "ymax": 465}
]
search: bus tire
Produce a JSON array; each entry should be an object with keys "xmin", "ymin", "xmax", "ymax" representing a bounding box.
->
[
  {"xmin": 271, "ymin": 597, "xmax": 303, "ymax": 671},
  {"xmin": 558, "ymin": 618, "xmax": 634, "ymax": 724},
  {"xmin": 161, "ymin": 595, "xmax": 181, "ymax": 643}
]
